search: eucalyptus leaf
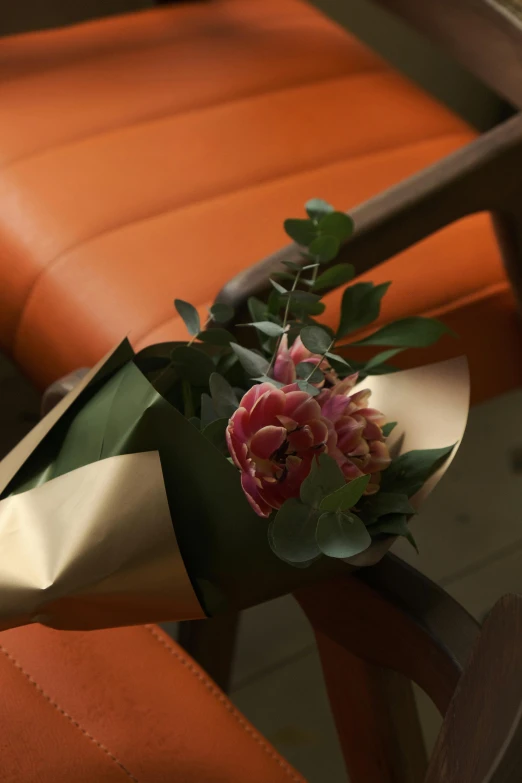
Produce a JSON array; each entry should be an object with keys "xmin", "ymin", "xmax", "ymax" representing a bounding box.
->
[
  {"xmin": 200, "ymin": 393, "xmax": 219, "ymax": 428},
  {"xmin": 289, "ymin": 300, "xmax": 326, "ymax": 317},
  {"xmin": 295, "ymin": 362, "xmax": 324, "ymax": 384},
  {"xmin": 269, "ymin": 499, "xmax": 321, "ymax": 563},
  {"xmin": 308, "ymin": 234, "xmax": 340, "ymax": 263},
  {"xmin": 353, "ymin": 317, "xmax": 453, "ymax": 348},
  {"xmin": 253, "ymin": 375, "xmax": 284, "ymax": 388},
  {"xmin": 288, "ymin": 290, "xmax": 321, "ymax": 304},
  {"xmin": 325, "ymin": 351, "xmax": 351, "ymax": 368},
  {"xmin": 197, "ymin": 328, "xmax": 237, "ymax": 346},
  {"xmin": 283, "ymin": 218, "xmax": 318, "ymax": 246},
  {"xmin": 282, "ymin": 260, "xmax": 302, "ymax": 271},
  {"xmin": 316, "ymin": 511, "xmax": 371, "ymax": 558},
  {"xmin": 305, "ymin": 198, "xmax": 334, "ymax": 220},
  {"xmin": 313, "ymin": 263, "xmax": 355, "ymax": 292},
  {"xmin": 317, "ymin": 211, "xmax": 354, "ymax": 242},
  {"xmin": 209, "ymin": 372, "xmax": 239, "ymax": 418},
  {"xmin": 381, "ymin": 421, "xmax": 397, "ymax": 438},
  {"xmin": 297, "ymin": 380, "xmax": 321, "ymax": 396},
  {"xmin": 245, "ymin": 321, "xmax": 285, "ymax": 337},
  {"xmin": 174, "ymin": 299, "xmax": 200, "ymax": 337},
  {"xmin": 270, "ymin": 278, "xmax": 287, "ymax": 295},
  {"xmin": 230, "ymin": 343, "xmax": 270, "ymax": 377},
  {"xmin": 300, "ymin": 325, "xmax": 332, "ymax": 354},
  {"xmin": 300, "ymin": 454, "xmax": 345, "ymax": 508},
  {"xmin": 170, "ymin": 345, "xmax": 215, "ymax": 386},
  {"xmin": 209, "ymin": 302, "xmax": 234, "ymax": 324},
  {"xmin": 380, "ymin": 444, "xmax": 455, "ymax": 496},
  {"xmin": 337, "ymin": 282, "xmax": 391, "ymax": 338},
  {"xmin": 267, "ymin": 290, "xmax": 283, "ymax": 316},
  {"xmin": 364, "ymin": 348, "xmax": 402, "ymax": 371},
  {"xmin": 202, "ymin": 417, "xmax": 229, "ymax": 454},
  {"xmin": 248, "ymin": 296, "xmax": 267, "ymax": 323},
  {"xmin": 319, "ymin": 474, "xmax": 370, "ymax": 513}
]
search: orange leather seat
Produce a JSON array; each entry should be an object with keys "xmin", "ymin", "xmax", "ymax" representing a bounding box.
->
[
  {"xmin": 0, "ymin": 622, "xmax": 306, "ymax": 782},
  {"xmin": 0, "ymin": 0, "xmax": 520, "ymax": 402}
]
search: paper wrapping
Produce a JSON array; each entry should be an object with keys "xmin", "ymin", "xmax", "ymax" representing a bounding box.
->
[{"xmin": 0, "ymin": 342, "xmax": 469, "ymax": 628}]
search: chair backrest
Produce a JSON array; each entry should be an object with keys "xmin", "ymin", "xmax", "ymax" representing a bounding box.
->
[
  {"xmin": 296, "ymin": 559, "xmax": 522, "ymax": 782},
  {"xmin": 371, "ymin": 0, "xmax": 522, "ymax": 109}
]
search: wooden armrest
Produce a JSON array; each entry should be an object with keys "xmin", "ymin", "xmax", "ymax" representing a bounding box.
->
[
  {"xmin": 426, "ymin": 594, "xmax": 522, "ymax": 783},
  {"xmin": 295, "ymin": 554, "xmax": 479, "ymax": 714},
  {"xmin": 217, "ymin": 113, "xmax": 522, "ymax": 312}
]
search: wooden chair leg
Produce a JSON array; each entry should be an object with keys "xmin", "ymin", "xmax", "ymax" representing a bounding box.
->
[
  {"xmin": 178, "ymin": 613, "xmax": 239, "ymax": 693},
  {"xmin": 314, "ymin": 629, "xmax": 428, "ymax": 783}
]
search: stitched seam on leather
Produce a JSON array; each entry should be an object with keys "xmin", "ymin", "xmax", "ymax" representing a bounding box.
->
[
  {"xmin": 143, "ymin": 625, "xmax": 304, "ymax": 783},
  {"xmin": 12, "ymin": 129, "xmax": 469, "ymax": 357},
  {"xmin": 0, "ymin": 644, "xmax": 140, "ymax": 783},
  {"xmin": 2, "ymin": 66, "xmax": 385, "ymax": 171}
]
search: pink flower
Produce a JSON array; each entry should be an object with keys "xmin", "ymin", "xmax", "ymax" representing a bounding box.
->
[
  {"xmin": 318, "ymin": 374, "xmax": 391, "ymax": 494},
  {"xmin": 226, "ymin": 382, "xmax": 330, "ymax": 517},
  {"xmin": 272, "ymin": 335, "xmax": 338, "ymax": 386}
]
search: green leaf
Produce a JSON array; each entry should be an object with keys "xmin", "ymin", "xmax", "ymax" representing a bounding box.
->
[
  {"xmin": 337, "ymin": 282, "xmax": 391, "ymax": 338},
  {"xmin": 281, "ymin": 260, "xmax": 302, "ymax": 271},
  {"xmin": 353, "ymin": 317, "xmax": 453, "ymax": 348},
  {"xmin": 295, "ymin": 362, "xmax": 324, "ymax": 384},
  {"xmin": 370, "ymin": 513, "xmax": 418, "ymax": 551},
  {"xmin": 364, "ymin": 348, "xmax": 402, "ymax": 371},
  {"xmin": 317, "ymin": 211, "xmax": 354, "ymax": 242},
  {"xmin": 325, "ymin": 351, "xmax": 351, "ymax": 368},
  {"xmin": 381, "ymin": 421, "xmax": 397, "ymax": 438},
  {"xmin": 305, "ymin": 198, "xmax": 334, "ymax": 220},
  {"xmin": 253, "ymin": 375, "xmax": 284, "ymax": 388},
  {"xmin": 202, "ymin": 417, "xmax": 229, "ymax": 453},
  {"xmin": 197, "ymin": 328, "xmax": 237, "ymax": 346},
  {"xmin": 269, "ymin": 499, "xmax": 321, "ymax": 563},
  {"xmin": 313, "ymin": 263, "xmax": 355, "ymax": 292},
  {"xmin": 267, "ymin": 290, "xmax": 282, "ymax": 316},
  {"xmin": 270, "ymin": 278, "xmax": 287, "ymax": 295},
  {"xmin": 170, "ymin": 345, "xmax": 215, "ymax": 386},
  {"xmin": 284, "ymin": 218, "xmax": 318, "ymax": 246},
  {"xmin": 300, "ymin": 325, "xmax": 332, "ymax": 354},
  {"xmin": 188, "ymin": 416, "xmax": 201, "ymax": 429},
  {"xmin": 289, "ymin": 300, "xmax": 326, "ymax": 317},
  {"xmin": 174, "ymin": 299, "xmax": 201, "ymax": 337},
  {"xmin": 247, "ymin": 296, "xmax": 267, "ymax": 323},
  {"xmin": 288, "ymin": 290, "xmax": 321, "ymax": 304},
  {"xmin": 200, "ymin": 392, "xmax": 219, "ymax": 428},
  {"xmin": 300, "ymin": 454, "xmax": 345, "ymax": 508},
  {"xmin": 209, "ymin": 302, "xmax": 234, "ymax": 324},
  {"xmin": 308, "ymin": 234, "xmax": 340, "ymax": 263},
  {"xmin": 230, "ymin": 343, "xmax": 270, "ymax": 377},
  {"xmin": 245, "ymin": 321, "xmax": 285, "ymax": 337},
  {"xmin": 319, "ymin": 474, "xmax": 370, "ymax": 513},
  {"xmin": 316, "ymin": 511, "xmax": 371, "ymax": 558},
  {"xmin": 362, "ymin": 492, "xmax": 414, "ymax": 522},
  {"xmin": 209, "ymin": 372, "xmax": 239, "ymax": 418},
  {"xmin": 296, "ymin": 379, "xmax": 321, "ymax": 396},
  {"xmin": 380, "ymin": 445, "xmax": 455, "ymax": 496}
]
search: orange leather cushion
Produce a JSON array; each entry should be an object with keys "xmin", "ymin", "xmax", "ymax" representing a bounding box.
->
[
  {"xmin": 0, "ymin": 622, "xmax": 306, "ymax": 783},
  {"xmin": 0, "ymin": 0, "xmax": 520, "ymax": 402}
]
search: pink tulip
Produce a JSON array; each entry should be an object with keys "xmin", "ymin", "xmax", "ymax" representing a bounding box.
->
[
  {"xmin": 226, "ymin": 382, "xmax": 331, "ymax": 517},
  {"xmin": 318, "ymin": 375, "xmax": 391, "ymax": 494},
  {"xmin": 272, "ymin": 335, "xmax": 338, "ymax": 386}
]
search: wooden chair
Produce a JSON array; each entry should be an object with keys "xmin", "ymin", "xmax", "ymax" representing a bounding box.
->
[{"xmin": 1, "ymin": 553, "xmax": 520, "ymax": 782}]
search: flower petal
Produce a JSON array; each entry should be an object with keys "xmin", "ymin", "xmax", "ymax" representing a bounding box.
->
[{"xmin": 250, "ymin": 426, "xmax": 286, "ymax": 459}]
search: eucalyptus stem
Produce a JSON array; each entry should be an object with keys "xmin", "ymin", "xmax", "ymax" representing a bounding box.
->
[
  {"xmin": 266, "ymin": 269, "xmax": 302, "ymax": 375},
  {"xmin": 304, "ymin": 339, "xmax": 334, "ymax": 382}
]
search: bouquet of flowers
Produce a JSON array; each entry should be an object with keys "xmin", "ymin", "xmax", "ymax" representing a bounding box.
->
[{"xmin": 0, "ymin": 199, "xmax": 469, "ymax": 631}]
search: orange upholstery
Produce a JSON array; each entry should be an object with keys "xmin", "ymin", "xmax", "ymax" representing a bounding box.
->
[
  {"xmin": 0, "ymin": 0, "xmax": 520, "ymax": 402},
  {"xmin": 0, "ymin": 622, "xmax": 305, "ymax": 783}
]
